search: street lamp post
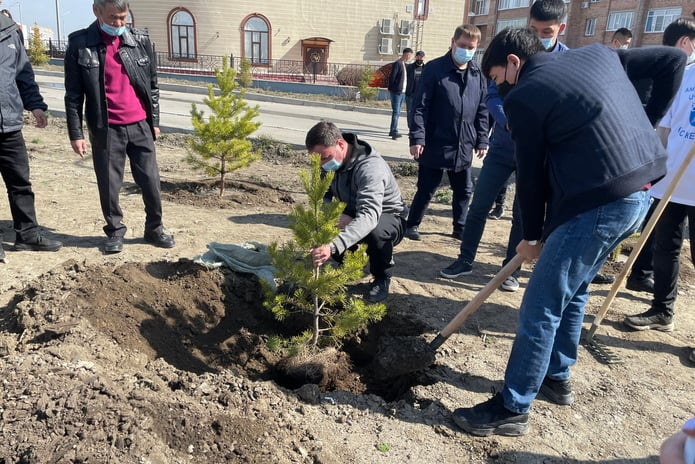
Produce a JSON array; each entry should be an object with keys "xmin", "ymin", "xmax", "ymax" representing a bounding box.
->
[{"xmin": 54, "ymin": 0, "xmax": 61, "ymax": 44}]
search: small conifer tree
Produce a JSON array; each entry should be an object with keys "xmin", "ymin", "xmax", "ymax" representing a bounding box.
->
[
  {"xmin": 265, "ymin": 154, "xmax": 386, "ymax": 353},
  {"xmin": 188, "ymin": 57, "xmax": 261, "ymax": 196},
  {"xmin": 238, "ymin": 58, "xmax": 253, "ymax": 89},
  {"xmin": 357, "ymin": 67, "xmax": 378, "ymax": 102},
  {"xmin": 28, "ymin": 25, "xmax": 48, "ymax": 66}
]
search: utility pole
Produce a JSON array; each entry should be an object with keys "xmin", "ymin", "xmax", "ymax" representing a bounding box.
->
[{"xmin": 54, "ymin": 0, "xmax": 61, "ymax": 43}]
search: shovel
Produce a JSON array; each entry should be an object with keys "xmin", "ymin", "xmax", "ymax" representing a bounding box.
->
[
  {"xmin": 583, "ymin": 142, "xmax": 695, "ymax": 363},
  {"xmin": 373, "ymin": 253, "xmax": 526, "ymax": 378}
]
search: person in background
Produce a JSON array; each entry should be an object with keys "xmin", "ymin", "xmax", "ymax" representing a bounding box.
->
[
  {"xmin": 622, "ymin": 57, "xmax": 695, "ymax": 367},
  {"xmin": 387, "ymin": 47, "xmax": 413, "ymax": 139},
  {"xmin": 439, "ymin": 0, "xmax": 571, "ymax": 292},
  {"xmin": 625, "ymin": 17, "xmax": 695, "ymax": 295},
  {"xmin": 64, "ymin": 0, "xmax": 174, "ymax": 254},
  {"xmin": 451, "ymin": 27, "xmax": 684, "ymax": 437},
  {"xmin": 488, "ymin": 185, "xmax": 508, "ymax": 220},
  {"xmin": 611, "ymin": 27, "xmax": 633, "ymax": 49},
  {"xmin": 1, "ymin": 9, "xmax": 22, "ymax": 46},
  {"xmin": 306, "ymin": 121, "xmax": 407, "ymax": 303},
  {"xmin": 404, "ymin": 24, "xmax": 488, "ymax": 242},
  {"xmin": 405, "ymin": 50, "xmax": 426, "ymax": 131},
  {"xmin": 0, "ymin": 11, "xmax": 62, "ymax": 262}
]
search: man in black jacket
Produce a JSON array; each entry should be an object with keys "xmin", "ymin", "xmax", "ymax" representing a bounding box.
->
[
  {"xmin": 387, "ymin": 47, "xmax": 413, "ymax": 139},
  {"xmin": 64, "ymin": 0, "xmax": 173, "ymax": 254},
  {"xmin": 404, "ymin": 50, "xmax": 425, "ymax": 130},
  {"xmin": 451, "ymin": 28, "xmax": 684, "ymax": 437},
  {"xmin": 0, "ymin": 13, "xmax": 62, "ymax": 261}
]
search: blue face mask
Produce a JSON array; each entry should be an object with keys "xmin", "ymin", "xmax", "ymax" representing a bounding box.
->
[
  {"xmin": 101, "ymin": 22, "xmax": 126, "ymax": 37},
  {"xmin": 321, "ymin": 158, "xmax": 342, "ymax": 172},
  {"xmin": 453, "ymin": 47, "xmax": 476, "ymax": 65},
  {"xmin": 540, "ymin": 37, "xmax": 555, "ymax": 50}
]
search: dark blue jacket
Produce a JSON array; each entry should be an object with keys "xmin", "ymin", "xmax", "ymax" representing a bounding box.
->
[
  {"xmin": 504, "ymin": 44, "xmax": 684, "ymax": 240},
  {"xmin": 409, "ymin": 51, "xmax": 488, "ymax": 172}
]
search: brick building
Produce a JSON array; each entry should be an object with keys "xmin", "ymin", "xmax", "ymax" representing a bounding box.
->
[{"xmin": 465, "ymin": 0, "xmax": 695, "ymax": 52}]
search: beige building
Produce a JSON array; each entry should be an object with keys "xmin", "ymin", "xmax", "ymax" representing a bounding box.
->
[{"xmin": 130, "ymin": 0, "xmax": 468, "ymax": 72}]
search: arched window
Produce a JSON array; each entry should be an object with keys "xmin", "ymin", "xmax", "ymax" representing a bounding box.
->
[
  {"xmin": 242, "ymin": 15, "xmax": 270, "ymax": 65},
  {"xmin": 169, "ymin": 9, "xmax": 196, "ymax": 59}
]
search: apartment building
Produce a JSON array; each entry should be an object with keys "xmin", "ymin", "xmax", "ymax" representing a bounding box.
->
[
  {"xmin": 129, "ymin": 0, "xmax": 467, "ymax": 72},
  {"xmin": 465, "ymin": 0, "xmax": 695, "ymax": 50}
]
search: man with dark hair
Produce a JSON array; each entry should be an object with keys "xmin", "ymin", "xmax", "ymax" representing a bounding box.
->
[
  {"xmin": 611, "ymin": 27, "xmax": 633, "ymax": 49},
  {"xmin": 387, "ymin": 47, "xmax": 414, "ymax": 139},
  {"xmin": 306, "ymin": 121, "xmax": 407, "ymax": 303},
  {"xmin": 405, "ymin": 50, "xmax": 426, "ymax": 130},
  {"xmin": 404, "ymin": 24, "xmax": 488, "ymax": 242},
  {"xmin": 440, "ymin": 0, "xmax": 571, "ymax": 291},
  {"xmin": 451, "ymin": 27, "xmax": 684, "ymax": 437},
  {"xmin": 64, "ymin": 0, "xmax": 174, "ymax": 254},
  {"xmin": 625, "ymin": 16, "xmax": 695, "ymax": 294},
  {"xmin": 0, "ymin": 10, "xmax": 62, "ymax": 261}
]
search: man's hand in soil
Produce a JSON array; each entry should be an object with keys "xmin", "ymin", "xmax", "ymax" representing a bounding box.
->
[{"xmin": 70, "ymin": 140, "xmax": 88, "ymax": 159}]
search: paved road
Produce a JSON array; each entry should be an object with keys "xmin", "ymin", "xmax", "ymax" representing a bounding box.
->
[{"xmin": 35, "ymin": 71, "xmax": 414, "ymax": 162}]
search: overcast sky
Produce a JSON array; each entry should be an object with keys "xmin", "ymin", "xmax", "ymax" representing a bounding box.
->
[{"xmin": 3, "ymin": 0, "xmax": 95, "ymax": 40}]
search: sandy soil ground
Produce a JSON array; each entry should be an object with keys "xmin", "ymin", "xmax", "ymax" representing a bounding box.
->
[{"xmin": 0, "ymin": 117, "xmax": 693, "ymax": 464}]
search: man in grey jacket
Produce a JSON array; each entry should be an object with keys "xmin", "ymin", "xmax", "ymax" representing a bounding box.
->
[
  {"xmin": 0, "ymin": 13, "xmax": 62, "ymax": 262},
  {"xmin": 306, "ymin": 121, "xmax": 407, "ymax": 302}
]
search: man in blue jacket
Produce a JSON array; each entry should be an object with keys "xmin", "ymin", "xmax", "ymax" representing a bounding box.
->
[
  {"xmin": 0, "ymin": 13, "xmax": 62, "ymax": 261},
  {"xmin": 404, "ymin": 24, "xmax": 488, "ymax": 242},
  {"xmin": 452, "ymin": 28, "xmax": 684, "ymax": 437},
  {"xmin": 440, "ymin": 0, "xmax": 569, "ymax": 291}
]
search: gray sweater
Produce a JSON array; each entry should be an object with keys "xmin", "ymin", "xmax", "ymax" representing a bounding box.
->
[{"xmin": 326, "ymin": 133, "xmax": 406, "ymax": 254}]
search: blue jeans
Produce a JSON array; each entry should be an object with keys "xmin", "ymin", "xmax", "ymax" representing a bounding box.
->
[
  {"xmin": 501, "ymin": 190, "xmax": 650, "ymax": 414},
  {"xmin": 459, "ymin": 151, "xmax": 519, "ymax": 273},
  {"xmin": 389, "ymin": 92, "xmax": 405, "ymax": 135}
]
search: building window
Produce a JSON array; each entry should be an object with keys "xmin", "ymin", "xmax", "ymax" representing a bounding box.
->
[
  {"xmin": 606, "ymin": 11, "xmax": 633, "ymax": 31},
  {"xmin": 498, "ymin": 0, "xmax": 529, "ymax": 10},
  {"xmin": 645, "ymin": 8, "xmax": 681, "ymax": 33},
  {"xmin": 415, "ymin": 0, "xmax": 429, "ymax": 20},
  {"xmin": 473, "ymin": 49, "xmax": 485, "ymax": 64},
  {"xmin": 496, "ymin": 18, "xmax": 527, "ymax": 34},
  {"xmin": 472, "ymin": 0, "xmax": 489, "ymax": 15},
  {"xmin": 585, "ymin": 18, "xmax": 596, "ymax": 36},
  {"xmin": 169, "ymin": 9, "xmax": 195, "ymax": 59},
  {"xmin": 242, "ymin": 15, "xmax": 270, "ymax": 65}
]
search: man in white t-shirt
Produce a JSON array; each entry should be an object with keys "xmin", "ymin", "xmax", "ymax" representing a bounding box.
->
[{"xmin": 623, "ymin": 64, "xmax": 695, "ymax": 365}]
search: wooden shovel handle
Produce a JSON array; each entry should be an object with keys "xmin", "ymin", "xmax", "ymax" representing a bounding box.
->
[{"xmin": 438, "ymin": 253, "xmax": 526, "ymax": 340}]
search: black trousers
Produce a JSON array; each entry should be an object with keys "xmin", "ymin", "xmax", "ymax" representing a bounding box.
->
[
  {"xmin": 89, "ymin": 120, "xmax": 163, "ymax": 238},
  {"xmin": 406, "ymin": 164, "xmax": 473, "ymax": 233},
  {"xmin": 0, "ymin": 130, "xmax": 40, "ymax": 241},
  {"xmin": 629, "ymin": 199, "xmax": 658, "ymax": 280},
  {"xmin": 333, "ymin": 213, "xmax": 405, "ymax": 280},
  {"xmin": 652, "ymin": 201, "xmax": 695, "ymax": 317}
]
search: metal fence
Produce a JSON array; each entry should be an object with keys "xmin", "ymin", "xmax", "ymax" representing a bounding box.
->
[{"xmin": 43, "ymin": 40, "xmax": 383, "ymax": 86}]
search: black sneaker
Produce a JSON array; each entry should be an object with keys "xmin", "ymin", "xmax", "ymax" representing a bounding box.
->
[
  {"xmin": 623, "ymin": 308, "xmax": 674, "ymax": 332},
  {"xmin": 440, "ymin": 259, "xmax": 472, "ymax": 278},
  {"xmin": 626, "ymin": 276, "xmax": 654, "ymax": 294},
  {"xmin": 104, "ymin": 236, "xmax": 124, "ymax": 254},
  {"xmin": 405, "ymin": 226, "xmax": 421, "ymax": 241},
  {"xmin": 389, "ymin": 132, "xmax": 402, "ymax": 139},
  {"xmin": 539, "ymin": 377, "xmax": 574, "ymax": 406},
  {"xmin": 451, "ymin": 229, "xmax": 464, "ymax": 240},
  {"xmin": 591, "ymin": 272, "xmax": 615, "ymax": 285},
  {"xmin": 0, "ymin": 246, "xmax": 5, "ymax": 262},
  {"xmin": 14, "ymin": 235, "xmax": 62, "ymax": 252},
  {"xmin": 367, "ymin": 277, "xmax": 390, "ymax": 303},
  {"xmin": 144, "ymin": 230, "xmax": 175, "ymax": 249},
  {"xmin": 452, "ymin": 393, "xmax": 529, "ymax": 437},
  {"xmin": 689, "ymin": 348, "xmax": 695, "ymax": 364},
  {"xmin": 488, "ymin": 204, "xmax": 504, "ymax": 220}
]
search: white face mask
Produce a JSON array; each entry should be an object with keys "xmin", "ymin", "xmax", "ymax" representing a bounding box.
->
[
  {"xmin": 619, "ymin": 44, "xmax": 629, "ymax": 50},
  {"xmin": 689, "ymin": 40, "xmax": 695, "ymax": 64}
]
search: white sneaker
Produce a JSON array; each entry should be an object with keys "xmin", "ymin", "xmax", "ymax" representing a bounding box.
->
[{"xmin": 501, "ymin": 276, "xmax": 520, "ymax": 292}]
